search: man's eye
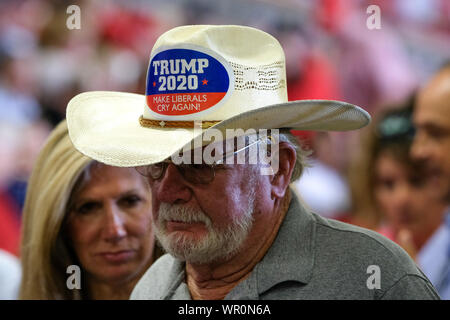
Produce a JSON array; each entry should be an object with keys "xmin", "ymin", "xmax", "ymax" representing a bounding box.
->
[
  {"xmin": 426, "ymin": 127, "xmax": 449, "ymax": 140},
  {"xmin": 213, "ymin": 163, "xmax": 228, "ymax": 170},
  {"xmin": 190, "ymin": 164, "xmax": 212, "ymax": 170}
]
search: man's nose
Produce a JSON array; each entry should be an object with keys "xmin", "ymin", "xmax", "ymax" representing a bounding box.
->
[
  {"xmin": 411, "ymin": 132, "xmax": 429, "ymax": 161},
  {"xmin": 155, "ymin": 163, "xmax": 192, "ymax": 204},
  {"xmin": 102, "ymin": 204, "xmax": 127, "ymax": 242}
]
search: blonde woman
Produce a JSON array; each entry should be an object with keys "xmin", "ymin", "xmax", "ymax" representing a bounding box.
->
[{"xmin": 20, "ymin": 120, "xmax": 162, "ymax": 299}]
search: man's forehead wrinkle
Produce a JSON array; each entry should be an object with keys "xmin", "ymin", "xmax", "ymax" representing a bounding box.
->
[
  {"xmin": 415, "ymin": 110, "xmax": 450, "ymax": 132},
  {"xmin": 416, "ymin": 89, "xmax": 450, "ymax": 125},
  {"xmin": 420, "ymin": 90, "xmax": 450, "ymax": 109}
]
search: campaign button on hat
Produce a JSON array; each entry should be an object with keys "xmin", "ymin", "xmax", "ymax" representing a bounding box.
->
[{"xmin": 146, "ymin": 45, "xmax": 234, "ymax": 120}]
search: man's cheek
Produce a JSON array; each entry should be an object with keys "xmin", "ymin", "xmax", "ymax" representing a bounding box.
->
[{"xmin": 152, "ymin": 202, "xmax": 160, "ymax": 219}]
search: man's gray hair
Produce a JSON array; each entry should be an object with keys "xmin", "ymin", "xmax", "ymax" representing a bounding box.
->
[{"xmin": 278, "ymin": 129, "xmax": 312, "ymax": 182}]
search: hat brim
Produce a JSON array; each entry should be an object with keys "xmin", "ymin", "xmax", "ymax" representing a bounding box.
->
[{"xmin": 67, "ymin": 91, "xmax": 370, "ymax": 167}]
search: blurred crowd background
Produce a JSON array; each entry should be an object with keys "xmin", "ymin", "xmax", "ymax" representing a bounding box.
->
[{"xmin": 0, "ymin": 0, "xmax": 449, "ymax": 275}]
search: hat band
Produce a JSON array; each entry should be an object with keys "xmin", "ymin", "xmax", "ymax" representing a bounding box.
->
[{"xmin": 139, "ymin": 116, "xmax": 220, "ymax": 129}]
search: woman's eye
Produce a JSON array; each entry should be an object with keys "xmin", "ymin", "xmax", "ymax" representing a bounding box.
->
[
  {"xmin": 378, "ymin": 178, "xmax": 394, "ymax": 190},
  {"xmin": 75, "ymin": 202, "xmax": 99, "ymax": 215},
  {"xmin": 120, "ymin": 195, "xmax": 142, "ymax": 207},
  {"xmin": 410, "ymin": 176, "xmax": 425, "ymax": 188}
]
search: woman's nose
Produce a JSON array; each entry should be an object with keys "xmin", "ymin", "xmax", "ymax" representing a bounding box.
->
[
  {"xmin": 102, "ymin": 204, "xmax": 127, "ymax": 242},
  {"xmin": 393, "ymin": 183, "xmax": 412, "ymax": 209}
]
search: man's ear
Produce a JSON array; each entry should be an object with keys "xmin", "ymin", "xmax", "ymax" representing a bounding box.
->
[{"xmin": 270, "ymin": 142, "xmax": 296, "ymax": 199}]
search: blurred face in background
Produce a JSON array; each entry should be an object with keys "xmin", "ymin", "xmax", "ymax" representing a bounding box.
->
[
  {"xmin": 67, "ymin": 164, "xmax": 155, "ymax": 286},
  {"xmin": 374, "ymin": 150, "xmax": 445, "ymax": 247},
  {"xmin": 412, "ymin": 67, "xmax": 450, "ymax": 202}
]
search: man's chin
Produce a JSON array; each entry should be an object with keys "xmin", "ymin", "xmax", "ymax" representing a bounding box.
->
[
  {"xmin": 163, "ymin": 245, "xmax": 219, "ymax": 265},
  {"xmin": 156, "ymin": 229, "xmax": 242, "ymax": 264},
  {"xmin": 425, "ymin": 167, "xmax": 450, "ymax": 201},
  {"xmin": 155, "ymin": 232, "xmax": 213, "ymax": 263}
]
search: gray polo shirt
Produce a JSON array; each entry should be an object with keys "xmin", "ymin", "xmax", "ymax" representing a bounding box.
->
[{"xmin": 131, "ymin": 192, "xmax": 440, "ymax": 300}]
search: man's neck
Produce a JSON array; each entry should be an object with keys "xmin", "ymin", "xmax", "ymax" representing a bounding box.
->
[{"xmin": 186, "ymin": 190, "xmax": 291, "ymax": 300}]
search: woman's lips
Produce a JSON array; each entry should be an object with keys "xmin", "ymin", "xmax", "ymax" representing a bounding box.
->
[{"xmin": 97, "ymin": 250, "xmax": 135, "ymax": 263}]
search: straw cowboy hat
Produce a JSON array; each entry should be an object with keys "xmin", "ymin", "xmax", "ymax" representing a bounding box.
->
[{"xmin": 66, "ymin": 25, "xmax": 370, "ymax": 167}]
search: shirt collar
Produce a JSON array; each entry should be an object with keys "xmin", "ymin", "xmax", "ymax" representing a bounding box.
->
[{"xmin": 161, "ymin": 257, "xmax": 188, "ymax": 299}]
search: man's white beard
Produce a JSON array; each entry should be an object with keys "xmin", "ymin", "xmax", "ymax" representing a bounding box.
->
[{"xmin": 154, "ymin": 188, "xmax": 256, "ymax": 264}]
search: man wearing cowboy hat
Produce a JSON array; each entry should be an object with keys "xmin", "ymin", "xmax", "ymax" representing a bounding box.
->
[{"xmin": 67, "ymin": 25, "xmax": 439, "ymax": 299}]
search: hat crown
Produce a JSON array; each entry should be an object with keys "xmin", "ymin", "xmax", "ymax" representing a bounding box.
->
[
  {"xmin": 144, "ymin": 25, "xmax": 288, "ymax": 122},
  {"xmin": 152, "ymin": 25, "xmax": 284, "ymax": 66}
]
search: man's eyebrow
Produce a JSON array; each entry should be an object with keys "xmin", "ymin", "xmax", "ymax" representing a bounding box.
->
[
  {"xmin": 420, "ymin": 122, "xmax": 450, "ymax": 134},
  {"xmin": 421, "ymin": 122, "xmax": 448, "ymax": 130}
]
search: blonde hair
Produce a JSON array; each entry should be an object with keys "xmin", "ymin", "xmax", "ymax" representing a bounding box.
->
[{"xmin": 20, "ymin": 120, "xmax": 93, "ymax": 299}]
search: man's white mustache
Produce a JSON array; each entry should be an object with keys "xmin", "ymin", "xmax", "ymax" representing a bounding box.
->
[{"xmin": 158, "ymin": 203, "xmax": 212, "ymax": 228}]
